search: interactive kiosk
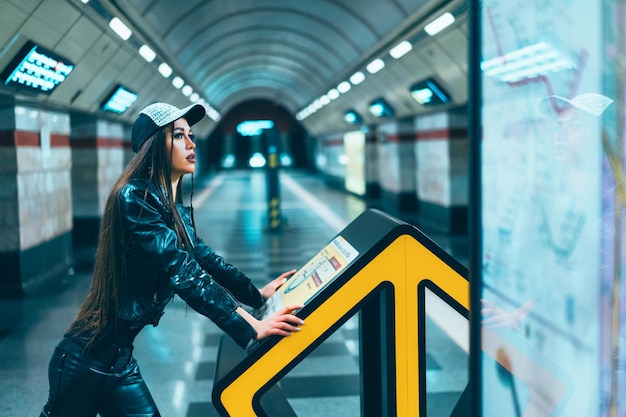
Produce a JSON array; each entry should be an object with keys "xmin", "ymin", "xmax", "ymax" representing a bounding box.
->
[{"xmin": 212, "ymin": 208, "xmax": 470, "ymax": 417}]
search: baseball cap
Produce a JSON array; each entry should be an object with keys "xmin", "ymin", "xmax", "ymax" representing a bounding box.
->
[{"xmin": 131, "ymin": 102, "xmax": 206, "ymax": 152}]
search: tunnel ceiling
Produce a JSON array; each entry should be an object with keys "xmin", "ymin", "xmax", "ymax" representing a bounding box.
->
[{"xmin": 0, "ymin": 0, "xmax": 468, "ymax": 136}]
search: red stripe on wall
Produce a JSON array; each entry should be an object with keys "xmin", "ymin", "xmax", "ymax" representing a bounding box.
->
[
  {"xmin": 15, "ymin": 131, "xmax": 40, "ymax": 146},
  {"xmin": 416, "ymin": 127, "xmax": 468, "ymax": 141},
  {"xmin": 69, "ymin": 137, "xmax": 125, "ymax": 149},
  {"xmin": 0, "ymin": 130, "xmax": 71, "ymax": 147},
  {"xmin": 384, "ymin": 133, "xmax": 415, "ymax": 143},
  {"xmin": 51, "ymin": 134, "xmax": 69, "ymax": 147}
]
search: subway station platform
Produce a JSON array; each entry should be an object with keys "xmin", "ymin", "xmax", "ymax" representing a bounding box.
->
[{"xmin": 0, "ymin": 169, "xmax": 469, "ymax": 417}]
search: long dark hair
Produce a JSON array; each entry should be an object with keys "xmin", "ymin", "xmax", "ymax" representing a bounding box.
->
[{"xmin": 67, "ymin": 123, "xmax": 193, "ymax": 346}]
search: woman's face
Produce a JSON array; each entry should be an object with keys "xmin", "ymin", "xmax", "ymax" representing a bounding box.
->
[{"xmin": 166, "ymin": 117, "xmax": 196, "ymax": 179}]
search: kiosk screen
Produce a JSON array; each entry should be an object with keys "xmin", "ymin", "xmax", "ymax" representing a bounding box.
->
[{"xmin": 255, "ymin": 235, "xmax": 359, "ymax": 319}]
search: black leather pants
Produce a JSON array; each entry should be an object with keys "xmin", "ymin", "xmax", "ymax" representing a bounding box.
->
[{"xmin": 40, "ymin": 337, "xmax": 160, "ymax": 417}]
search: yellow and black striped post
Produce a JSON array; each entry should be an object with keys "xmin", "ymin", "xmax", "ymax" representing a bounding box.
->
[{"xmin": 264, "ymin": 128, "xmax": 282, "ymax": 233}]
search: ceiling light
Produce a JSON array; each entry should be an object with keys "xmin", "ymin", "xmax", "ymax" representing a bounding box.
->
[
  {"xmin": 181, "ymin": 85, "xmax": 193, "ymax": 96},
  {"xmin": 109, "ymin": 17, "xmax": 132, "ymax": 41},
  {"xmin": 425, "ymin": 12, "xmax": 455, "ymax": 36},
  {"xmin": 138, "ymin": 45, "xmax": 156, "ymax": 62},
  {"xmin": 237, "ymin": 120, "xmax": 274, "ymax": 136},
  {"xmin": 344, "ymin": 109, "xmax": 362, "ymax": 124},
  {"xmin": 206, "ymin": 107, "xmax": 221, "ymax": 121},
  {"xmin": 337, "ymin": 81, "xmax": 351, "ymax": 93},
  {"xmin": 409, "ymin": 78, "xmax": 451, "ymax": 105},
  {"xmin": 158, "ymin": 63, "xmax": 172, "ymax": 78},
  {"xmin": 368, "ymin": 98, "xmax": 395, "ymax": 118},
  {"xmin": 101, "ymin": 85, "xmax": 138, "ymax": 114},
  {"xmin": 349, "ymin": 71, "xmax": 365, "ymax": 85},
  {"xmin": 481, "ymin": 42, "xmax": 575, "ymax": 83},
  {"xmin": 366, "ymin": 59, "xmax": 385, "ymax": 74},
  {"xmin": 190, "ymin": 92, "xmax": 199, "ymax": 102},
  {"xmin": 311, "ymin": 98, "xmax": 323, "ymax": 111},
  {"xmin": 172, "ymin": 76, "xmax": 184, "ymax": 89},
  {"xmin": 389, "ymin": 41, "xmax": 412, "ymax": 59},
  {"xmin": 327, "ymin": 88, "xmax": 340, "ymax": 100}
]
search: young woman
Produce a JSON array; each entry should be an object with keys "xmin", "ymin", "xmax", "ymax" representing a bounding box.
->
[{"xmin": 39, "ymin": 102, "xmax": 303, "ymax": 417}]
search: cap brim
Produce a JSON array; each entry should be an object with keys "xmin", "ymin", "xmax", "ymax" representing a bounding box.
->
[{"xmin": 180, "ymin": 103, "xmax": 206, "ymax": 127}]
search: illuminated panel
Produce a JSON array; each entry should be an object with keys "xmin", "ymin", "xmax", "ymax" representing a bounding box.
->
[
  {"xmin": 236, "ymin": 120, "xmax": 274, "ymax": 136},
  {"xmin": 0, "ymin": 41, "xmax": 74, "ymax": 94},
  {"xmin": 101, "ymin": 85, "xmax": 138, "ymax": 114},
  {"xmin": 410, "ymin": 78, "xmax": 451, "ymax": 106}
]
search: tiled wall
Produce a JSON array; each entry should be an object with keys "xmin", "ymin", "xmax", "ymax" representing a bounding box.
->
[
  {"xmin": 377, "ymin": 119, "xmax": 417, "ymax": 212},
  {"xmin": 70, "ymin": 115, "xmax": 127, "ymax": 267},
  {"xmin": 314, "ymin": 106, "xmax": 468, "ymax": 231},
  {"xmin": 0, "ymin": 102, "xmax": 73, "ymax": 295},
  {"xmin": 415, "ymin": 108, "xmax": 469, "ymax": 232},
  {"xmin": 0, "ymin": 100, "xmax": 130, "ymax": 296}
]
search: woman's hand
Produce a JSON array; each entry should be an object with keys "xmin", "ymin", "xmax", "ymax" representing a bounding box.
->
[
  {"xmin": 254, "ymin": 304, "xmax": 305, "ymax": 340},
  {"xmin": 236, "ymin": 305, "xmax": 305, "ymax": 341},
  {"xmin": 260, "ymin": 269, "xmax": 296, "ymax": 300},
  {"xmin": 481, "ymin": 299, "xmax": 536, "ymax": 331}
]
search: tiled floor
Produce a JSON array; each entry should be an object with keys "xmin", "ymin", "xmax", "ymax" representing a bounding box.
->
[{"xmin": 0, "ymin": 170, "xmax": 470, "ymax": 417}]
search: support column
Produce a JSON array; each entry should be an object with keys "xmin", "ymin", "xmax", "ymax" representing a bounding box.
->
[
  {"xmin": 70, "ymin": 114, "xmax": 126, "ymax": 268},
  {"xmin": 262, "ymin": 127, "xmax": 282, "ymax": 233},
  {"xmin": 222, "ymin": 132, "xmax": 236, "ymax": 169},
  {"xmin": 414, "ymin": 106, "xmax": 469, "ymax": 233},
  {"xmin": 377, "ymin": 119, "xmax": 418, "ymax": 215},
  {"xmin": 365, "ymin": 129, "xmax": 380, "ymax": 199},
  {"xmin": 0, "ymin": 97, "xmax": 73, "ymax": 296}
]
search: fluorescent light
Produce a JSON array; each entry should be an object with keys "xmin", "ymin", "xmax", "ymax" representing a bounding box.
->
[
  {"xmin": 349, "ymin": 71, "xmax": 365, "ymax": 85},
  {"xmin": 344, "ymin": 110, "xmax": 362, "ymax": 124},
  {"xmin": 190, "ymin": 92, "xmax": 199, "ymax": 102},
  {"xmin": 366, "ymin": 58, "xmax": 385, "ymax": 74},
  {"xmin": 172, "ymin": 76, "xmax": 184, "ymax": 89},
  {"xmin": 206, "ymin": 106, "xmax": 220, "ymax": 121},
  {"xmin": 138, "ymin": 45, "xmax": 156, "ymax": 62},
  {"xmin": 181, "ymin": 85, "xmax": 193, "ymax": 96},
  {"xmin": 368, "ymin": 98, "xmax": 395, "ymax": 118},
  {"xmin": 311, "ymin": 98, "xmax": 323, "ymax": 111},
  {"xmin": 158, "ymin": 62, "xmax": 172, "ymax": 78},
  {"xmin": 101, "ymin": 85, "xmax": 138, "ymax": 114},
  {"xmin": 337, "ymin": 81, "xmax": 351, "ymax": 93},
  {"xmin": 481, "ymin": 42, "xmax": 576, "ymax": 83},
  {"xmin": 320, "ymin": 95, "xmax": 331, "ymax": 105},
  {"xmin": 409, "ymin": 79, "xmax": 451, "ymax": 105},
  {"xmin": 327, "ymin": 88, "xmax": 340, "ymax": 100},
  {"xmin": 237, "ymin": 120, "xmax": 274, "ymax": 136},
  {"xmin": 389, "ymin": 40, "xmax": 412, "ymax": 59},
  {"xmin": 425, "ymin": 12, "xmax": 455, "ymax": 36},
  {"xmin": 109, "ymin": 17, "xmax": 132, "ymax": 41}
]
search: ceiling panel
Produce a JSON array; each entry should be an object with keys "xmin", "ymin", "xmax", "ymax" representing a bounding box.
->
[{"xmin": 0, "ymin": 0, "xmax": 469, "ymax": 136}]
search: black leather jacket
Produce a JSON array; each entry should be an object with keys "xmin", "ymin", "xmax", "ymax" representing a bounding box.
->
[{"xmin": 111, "ymin": 177, "xmax": 263, "ymax": 348}]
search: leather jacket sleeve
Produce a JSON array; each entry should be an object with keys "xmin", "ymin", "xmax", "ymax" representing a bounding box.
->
[
  {"xmin": 118, "ymin": 180, "xmax": 257, "ymax": 348},
  {"xmin": 192, "ymin": 238, "xmax": 264, "ymax": 309}
]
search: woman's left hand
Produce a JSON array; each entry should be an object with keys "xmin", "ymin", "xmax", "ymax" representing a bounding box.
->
[{"xmin": 260, "ymin": 269, "xmax": 296, "ymax": 300}]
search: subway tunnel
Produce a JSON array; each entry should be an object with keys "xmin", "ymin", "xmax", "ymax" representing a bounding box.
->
[{"xmin": 1, "ymin": 1, "xmax": 624, "ymax": 417}]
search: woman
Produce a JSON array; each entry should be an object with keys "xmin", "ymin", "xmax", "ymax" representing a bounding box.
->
[{"xmin": 40, "ymin": 102, "xmax": 303, "ymax": 417}]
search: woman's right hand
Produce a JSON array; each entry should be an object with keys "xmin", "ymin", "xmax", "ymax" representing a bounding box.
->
[{"xmin": 254, "ymin": 304, "xmax": 304, "ymax": 340}]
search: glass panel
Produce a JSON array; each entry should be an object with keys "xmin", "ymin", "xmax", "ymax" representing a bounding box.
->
[
  {"xmin": 479, "ymin": 1, "xmax": 624, "ymax": 416},
  {"xmin": 424, "ymin": 287, "xmax": 469, "ymax": 416}
]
